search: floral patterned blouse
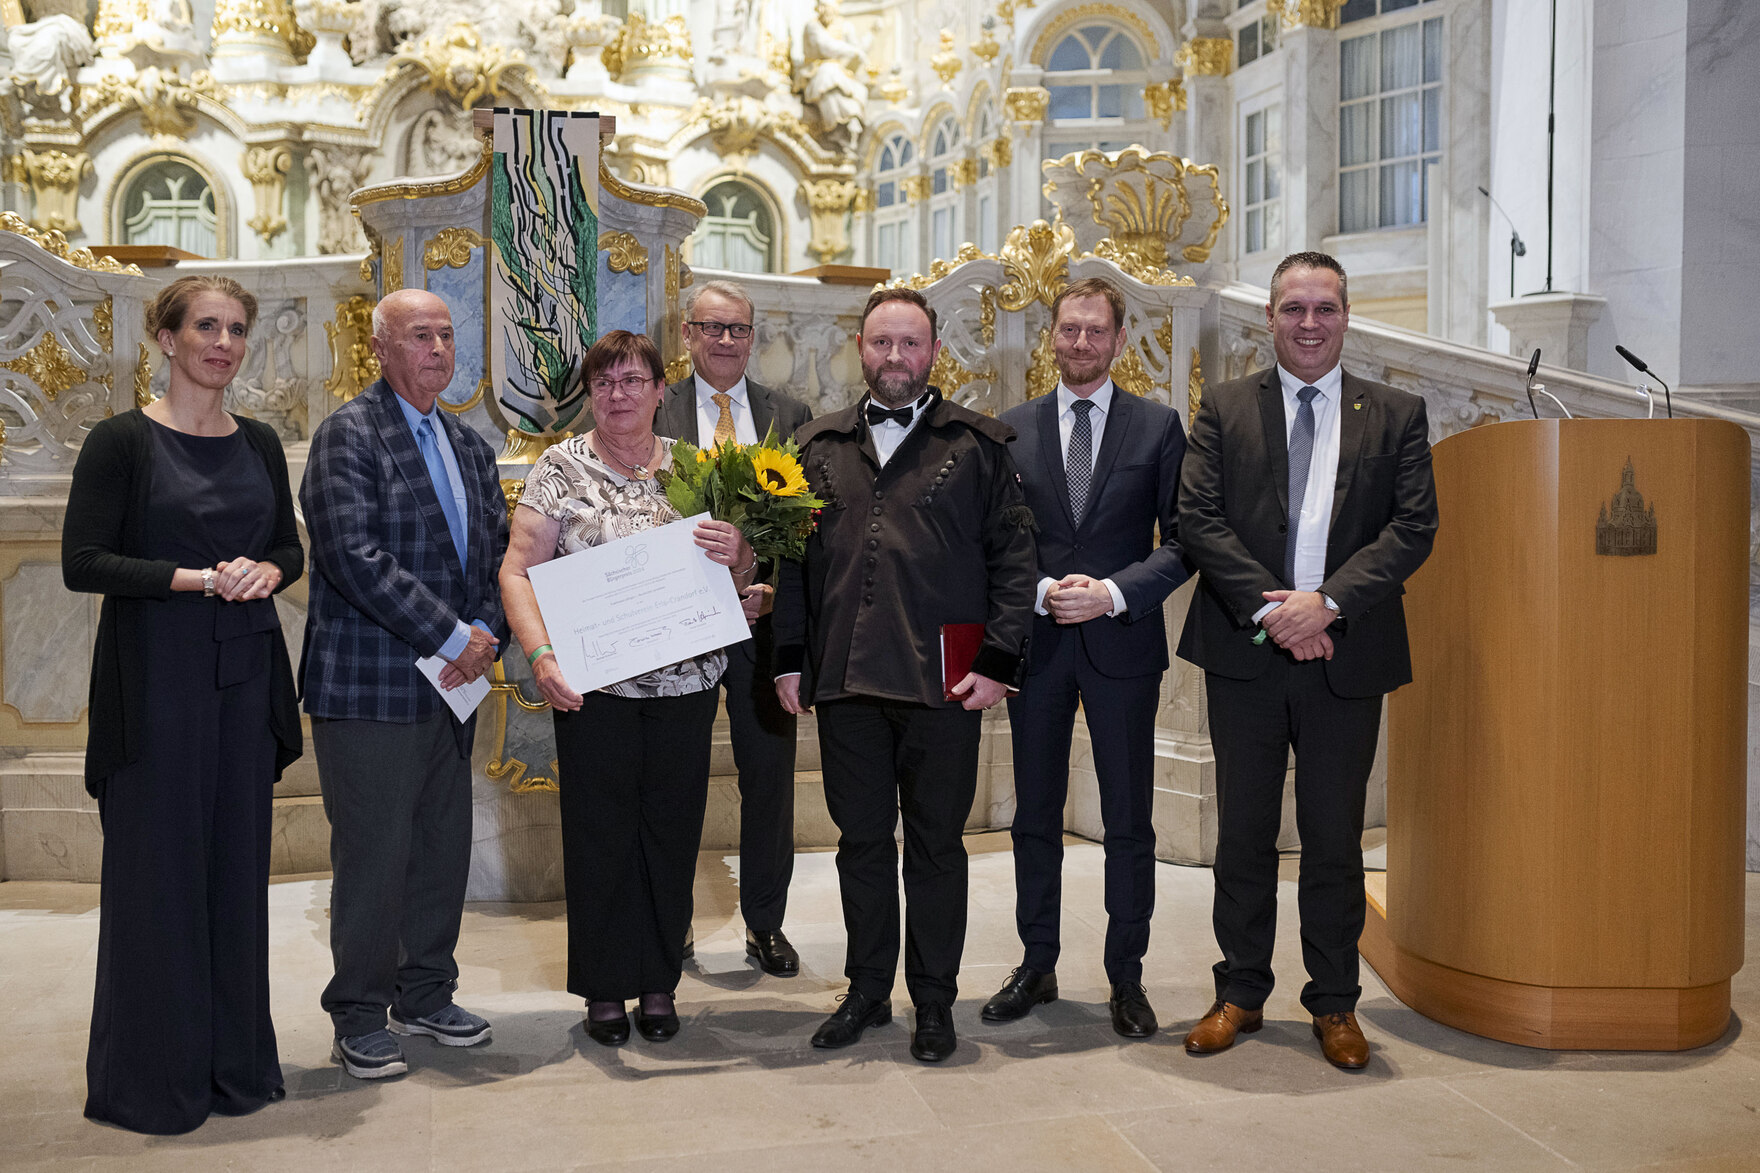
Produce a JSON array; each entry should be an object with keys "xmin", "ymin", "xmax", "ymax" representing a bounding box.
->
[{"xmin": 518, "ymin": 434, "xmax": 726, "ymax": 698}]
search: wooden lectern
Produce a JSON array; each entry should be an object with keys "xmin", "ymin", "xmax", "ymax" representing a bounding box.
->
[{"xmin": 1364, "ymin": 418, "xmax": 1748, "ymax": 1050}]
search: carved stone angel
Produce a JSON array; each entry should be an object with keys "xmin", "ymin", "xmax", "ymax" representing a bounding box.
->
[{"xmin": 800, "ymin": 0, "xmax": 866, "ymax": 151}]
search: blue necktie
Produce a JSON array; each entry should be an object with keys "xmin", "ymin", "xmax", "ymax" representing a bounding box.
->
[
  {"xmin": 1284, "ymin": 386, "xmax": 1319, "ymax": 586},
  {"xmin": 416, "ymin": 416, "xmax": 467, "ymax": 572}
]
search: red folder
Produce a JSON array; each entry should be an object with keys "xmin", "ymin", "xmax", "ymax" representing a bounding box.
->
[{"xmin": 940, "ymin": 623, "xmax": 1019, "ymax": 701}]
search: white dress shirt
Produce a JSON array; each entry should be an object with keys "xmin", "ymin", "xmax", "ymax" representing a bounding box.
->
[
  {"xmin": 1035, "ymin": 380, "xmax": 1127, "ymax": 619},
  {"xmin": 693, "ymin": 374, "xmax": 757, "ymax": 446},
  {"xmin": 868, "ymin": 392, "xmax": 931, "ymax": 466},
  {"xmin": 1252, "ymin": 362, "xmax": 1343, "ymax": 624}
]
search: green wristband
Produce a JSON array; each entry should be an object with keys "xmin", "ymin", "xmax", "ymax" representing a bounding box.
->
[{"xmin": 527, "ymin": 643, "xmax": 554, "ymax": 665}]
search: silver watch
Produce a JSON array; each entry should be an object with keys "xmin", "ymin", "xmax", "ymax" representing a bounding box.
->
[{"xmin": 201, "ymin": 569, "xmax": 217, "ymax": 597}]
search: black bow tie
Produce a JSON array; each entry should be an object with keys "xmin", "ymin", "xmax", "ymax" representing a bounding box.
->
[{"xmin": 866, "ymin": 402, "xmax": 916, "ymax": 428}]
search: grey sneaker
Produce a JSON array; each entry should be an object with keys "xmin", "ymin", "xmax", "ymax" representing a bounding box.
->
[
  {"xmin": 333, "ymin": 1029, "xmax": 408, "ymax": 1079},
  {"xmin": 389, "ymin": 1002, "xmax": 492, "ymax": 1047}
]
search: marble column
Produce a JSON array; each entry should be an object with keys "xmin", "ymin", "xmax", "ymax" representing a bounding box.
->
[{"xmin": 1278, "ymin": 23, "xmax": 1339, "ymax": 252}]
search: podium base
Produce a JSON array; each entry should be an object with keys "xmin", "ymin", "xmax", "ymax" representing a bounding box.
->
[{"xmin": 1360, "ymin": 876, "xmax": 1732, "ymax": 1051}]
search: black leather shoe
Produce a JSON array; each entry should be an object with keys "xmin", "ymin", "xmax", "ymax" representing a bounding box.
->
[
  {"xmin": 585, "ymin": 1010, "xmax": 631, "ymax": 1047},
  {"xmin": 1109, "ymin": 981, "xmax": 1159, "ymax": 1040},
  {"xmin": 981, "ymin": 967, "xmax": 1059, "ymax": 1022},
  {"xmin": 810, "ymin": 990, "xmax": 892, "ymax": 1049},
  {"xmin": 635, "ymin": 1010, "xmax": 680, "ymax": 1041},
  {"xmin": 745, "ymin": 929, "xmax": 801, "ymax": 977},
  {"xmin": 910, "ymin": 1002, "xmax": 958, "ymax": 1063}
]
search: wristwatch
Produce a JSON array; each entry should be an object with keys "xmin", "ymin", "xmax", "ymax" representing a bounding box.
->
[{"xmin": 201, "ymin": 569, "xmax": 217, "ymax": 597}]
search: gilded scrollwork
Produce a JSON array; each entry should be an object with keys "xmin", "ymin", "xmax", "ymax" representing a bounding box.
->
[
  {"xmin": 930, "ymin": 30, "xmax": 962, "ymax": 87},
  {"xmin": 1004, "ymin": 86, "xmax": 1049, "ymax": 123},
  {"xmin": 998, "ymin": 220, "xmax": 1075, "ymax": 312},
  {"xmin": 382, "ymin": 236, "xmax": 404, "ymax": 293},
  {"xmin": 1025, "ymin": 325, "xmax": 1058, "ymax": 400},
  {"xmin": 1268, "ymin": 0, "xmax": 1344, "ymax": 31},
  {"xmin": 801, "ymin": 179, "xmax": 859, "ymax": 264},
  {"xmin": 134, "ymin": 343, "xmax": 154, "ymax": 408},
  {"xmin": 423, "ymin": 226, "xmax": 487, "ymax": 271},
  {"xmin": 484, "ymin": 661, "xmax": 560, "ymax": 794},
  {"xmin": 1043, "ymin": 147, "xmax": 1227, "ymax": 277},
  {"xmin": 356, "ymin": 22, "xmax": 542, "ymax": 117},
  {"xmin": 1030, "ymin": 4, "xmax": 1159, "ymax": 64},
  {"xmin": 598, "ymin": 230, "xmax": 649, "ymax": 275},
  {"xmin": 77, "ymin": 68, "xmax": 220, "ymax": 136},
  {"xmin": 92, "ymin": 298, "xmax": 114, "ymax": 350},
  {"xmin": 1180, "ymin": 161, "xmax": 1230, "ymax": 264},
  {"xmin": 1176, "ymin": 38, "xmax": 1234, "ymax": 77},
  {"xmin": 1144, "ymin": 80, "xmax": 1186, "ymax": 129},
  {"xmin": 20, "ymin": 150, "xmax": 93, "ymax": 235},
  {"xmin": 1187, "ymin": 345, "xmax": 1205, "ymax": 420},
  {"xmin": 601, "ymin": 12, "xmax": 693, "ymax": 81},
  {"xmin": 1, "ymin": 332, "xmax": 92, "ymax": 401},
  {"xmin": 1111, "ymin": 345, "xmax": 1152, "ymax": 398},
  {"xmin": 240, "ymin": 145, "xmax": 293, "ymax": 244},
  {"xmin": 211, "ymin": 0, "xmax": 315, "ymax": 57},
  {"xmin": 979, "ymin": 286, "xmax": 996, "ymax": 347},
  {"xmin": 322, "ymin": 295, "xmax": 379, "ymax": 401}
]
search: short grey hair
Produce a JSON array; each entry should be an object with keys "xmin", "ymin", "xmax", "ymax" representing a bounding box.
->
[{"xmin": 683, "ymin": 279, "xmax": 755, "ymax": 323}]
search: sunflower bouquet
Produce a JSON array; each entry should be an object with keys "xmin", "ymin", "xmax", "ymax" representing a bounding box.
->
[{"xmin": 658, "ymin": 429, "xmax": 825, "ymax": 563}]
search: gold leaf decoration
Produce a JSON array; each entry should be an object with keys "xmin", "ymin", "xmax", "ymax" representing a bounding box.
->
[
  {"xmin": 0, "ymin": 212, "xmax": 142, "ymax": 275},
  {"xmin": 998, "ymin": 219, "xmax": 1075, "ymax": 312},
  {"xmin": 322, "ymin": 295, "xmax": 379, "ymax": 401},
  {"xmin": 1187, "ymin": 345, "xmax": 1205, "ymax": 420},
  {"xmin": 598, "ymin": 230, "xmax": 649, "ymax": 275},
  {"xmin": 1, "ymin": 332, "xmax": 91, "ymax": 401},
  {"xmin": 133, "ymin": 342, "xmax": 153, "ymax": 407},
  {"xmin": 423, "ymin": 226, "xmax": 487, "ymax": 271},
  {"xmin": 92, "ymin": 298, "xmax": 114, "ymax": 349},
  {"xmin": 1025, "ymin": 325, "xmax": 1058, "ymax": 400}
]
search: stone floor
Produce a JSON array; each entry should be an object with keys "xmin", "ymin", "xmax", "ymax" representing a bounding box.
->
[{"xmin": 3, "ymin": 835, "xmax": 1757, "ymax": 1172}]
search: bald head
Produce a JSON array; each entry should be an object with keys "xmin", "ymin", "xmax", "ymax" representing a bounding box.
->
[{"xmin": 371, "ymin": 289, "xmax": 456, "ymax": 410}]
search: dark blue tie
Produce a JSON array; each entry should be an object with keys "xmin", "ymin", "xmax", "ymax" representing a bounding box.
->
[
  {"xmin": 1284, "ymin": 386, "xmax": 1319, "ymax": 585},
  {"xmin": 416, "ymin": 416, "xmax": 467, "ymax": 571},
  {"xmin": 1068, "ymin": 398, "xmax": 1096, "ymax": 524}
]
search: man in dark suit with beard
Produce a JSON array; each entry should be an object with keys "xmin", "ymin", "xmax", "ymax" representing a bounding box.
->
[
  {"xmin": 1177, "ymin": 251, "xmax": 1436, "ymax": 1070},
  {"xmin": 662, "ymin": 280, "xmax": 813, "ymax": 976},
  {"xmin": 983, "ymin": 277, "xmax": 1189, "ymax": 1040}
]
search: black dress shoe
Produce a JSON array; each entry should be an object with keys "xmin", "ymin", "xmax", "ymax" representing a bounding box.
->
[
  {"xmin": 910, "ymin": 1002, "xmax": 958, "ymax": 1062},
  {"xmin": 810, "ymin": 990, "xmax": 892, "ymax": 1049},
  {"xmin": 980, "ymin": 966, "xmax": 1059, "ymax": 1022},
  {"xmin": 586, "ymin": 1011, "xmax": 631, "ymax": 1047},
  {"xmin": 635, "ymin": 1009, "xmax": 680, "ymax": 1042},
  {"xmin": 745, "ymin": 928, "xmax": 801, "ymax": 977},
  {"xmin": 1108, "ymin": 981, "xmax": 1159, "ymax": 1040}
]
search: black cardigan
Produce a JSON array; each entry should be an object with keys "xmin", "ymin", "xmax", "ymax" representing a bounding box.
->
[{"xmin": 62, "ymin": 409, "xmax": 305, "ymax": 797}]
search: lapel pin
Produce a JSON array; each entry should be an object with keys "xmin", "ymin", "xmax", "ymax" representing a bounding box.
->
[{"xmin": 1353, "ymin": 402, "xmax": 1363, "ymax": 411}]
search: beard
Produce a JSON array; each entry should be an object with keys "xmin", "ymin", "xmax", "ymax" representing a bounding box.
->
[
  {"xmin": 1058, "ymin": 353, "xmax": 1112, "ymax": 388},
  {"xmin": 863, "ymin": 359, "xmax": 931, "ymax": 408}
]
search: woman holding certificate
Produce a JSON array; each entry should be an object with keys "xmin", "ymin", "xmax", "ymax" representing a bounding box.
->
[{"xmin": 499, "ymin": 330, "xmax": 757, "ymax": 1046}]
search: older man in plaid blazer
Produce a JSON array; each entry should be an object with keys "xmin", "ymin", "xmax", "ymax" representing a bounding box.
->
[{"xmin": 300, "ymin": 288, "xmax": 509, "ymax": 1080}]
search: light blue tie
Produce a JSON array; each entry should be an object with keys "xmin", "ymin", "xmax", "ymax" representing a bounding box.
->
[
  {"xmin": 1284, "ymin": 386, "xmax": 1319, "ymax": 586},
  {"xmin": 415, "ymin": 416, "xmax": 467, "ymax": 572}
]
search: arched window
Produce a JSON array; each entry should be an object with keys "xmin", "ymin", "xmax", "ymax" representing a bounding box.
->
[
  {"xmin": 1042, "ymin": 25, "xmax": 1152, "ymax": 159},
  {"xmin": 692, "ymin": 179, "xmax": 776, "ymax": 273},
  {"xmin": 926, "ymin": 115, "xmax": 962, "ymax": 263},
  {"xmin": 120, "ymin": 158, "xmax": 218, "ymax": 257},
  {"xmin": 872, "ymin": 130, "xmax": 915, "ymax": 274}
]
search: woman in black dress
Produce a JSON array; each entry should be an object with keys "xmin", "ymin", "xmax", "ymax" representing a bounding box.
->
[{"xmin": 63, "ymin": 275, "xmax": 304, "ymax": 1134}]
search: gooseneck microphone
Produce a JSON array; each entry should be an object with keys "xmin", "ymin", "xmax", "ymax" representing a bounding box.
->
[
  {"xmin": 1615, "ymin": 345, "xmax": 1672, "ymax": 418},
  {"xmin": 1524, "ymin": 348, "xmax": 1541, "ymax": 419}
]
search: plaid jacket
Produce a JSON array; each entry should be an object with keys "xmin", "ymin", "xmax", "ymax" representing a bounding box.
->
[{"xmin": 299, "ymin": 380, "xmax": 510, "ymax": 722}]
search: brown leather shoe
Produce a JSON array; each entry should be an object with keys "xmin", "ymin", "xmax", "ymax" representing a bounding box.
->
[
  {"xmin": 1183, "ymin": 1000, "xmax": 1264, "ymax": 1055},
  {"xmin": 1312, "ymin": 1011, "xmax": 1370, "ymax": 1069}
]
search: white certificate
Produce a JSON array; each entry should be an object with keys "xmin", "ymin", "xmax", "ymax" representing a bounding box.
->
[{"xmin": 526, "ymin": 512, "xmax": 750, "ymax": 695}]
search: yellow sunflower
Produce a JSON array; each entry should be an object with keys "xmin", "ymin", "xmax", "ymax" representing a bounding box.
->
[
  {"xmin": 695, "ymin": 449, "xmax": 711, "ymax": 463},
  {"xmin": 752, "ymin": 448, "xmax": 810, "ymax": 497}
]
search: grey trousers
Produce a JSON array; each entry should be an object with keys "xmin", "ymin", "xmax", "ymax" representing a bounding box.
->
[{"xmin": 313, "ymin": 713, "xmax": 472, "ymax": 1039}]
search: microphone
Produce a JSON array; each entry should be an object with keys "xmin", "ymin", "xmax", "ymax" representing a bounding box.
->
[
  {"xmin": 1614, "ymin": 344, "xmax": 1672, "ymax": 418},
  {"xmin": 1524, "ymin": 348, "xmax": 1540, "ymax": 418}
]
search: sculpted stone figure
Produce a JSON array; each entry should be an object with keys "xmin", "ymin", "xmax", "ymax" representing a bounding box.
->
[
  {"xmin": 4, "ymin": 13, "xmax": 93, "ymax": 114},
  {"xmin": 800, "ymin": 0, "xmax": 866, "ymax": 150}
]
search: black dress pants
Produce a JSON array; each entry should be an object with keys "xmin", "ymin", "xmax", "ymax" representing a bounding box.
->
[
  {"xmin": 1204, "ymin": 655, "xmax": 1382, "ymax": 1016},
  {"xmin": 816, "ymin": 696, "xmax": 982, "ymax": 1008},
  {"xmin": 719, "ymin": 618, "xmax": 797, "ymax": 933},
  {"xmin": 555, "ymin": 687, "xmax": 717, "ymax": 1001},
  {"xmin": 1007, "ymin": 632, "xmax": 1162, "ymax": 985}
]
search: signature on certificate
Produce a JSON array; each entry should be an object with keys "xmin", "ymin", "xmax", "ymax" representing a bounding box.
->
[
  {"xmin": 628, "ymin": 627, "xmax": 671, "ymax": 647},
  {"xmin": 679, "ymin": 607, "xmax": 724, "ymax": 629}
]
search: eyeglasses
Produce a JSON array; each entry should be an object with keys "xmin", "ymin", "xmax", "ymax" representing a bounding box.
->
[
  {"xmin": 687, "ymin": 320, "xmax": 754, "ymax": 340},
  {"xmin": 1058, "ymin": 324, "xmax": 1118, "ymax": 343},
  {"xmin": 589, "ymin": 374, "xmax": 655, "ymax": 395}
]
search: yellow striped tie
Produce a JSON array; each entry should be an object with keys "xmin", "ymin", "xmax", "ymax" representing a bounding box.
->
[{"xmin": 711, "ymin": 392, "xmax": 736, "ymax": 450}]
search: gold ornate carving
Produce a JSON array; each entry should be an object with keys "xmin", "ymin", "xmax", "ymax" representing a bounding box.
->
[
  {"xmin": 1176, "ymin": 37, "xmax": 1234, "ymax": 77},
  {"xmin": 885, "ymin": 243, "xmax": 986, "ymax": 291},
  {"xmin": 598, "ymin": 230, "xmax": 649, "ymax": 275},
  {"xmin": 501, "ymin": 429, "xmax": 569, "ymax": 463},
  {"xmin": 1031, "ymin": 5, "xmax": 1159, "ymax": 65},
  {"xmin": 1, "ymin": 154, "xmax": 25, "ymax": 186},
  {"xmin": 21, "ymin": 150, "xmax": 92, "ymax": 234},
  {"xmin": 1187, "ymin": 345, "xmax": 1205, "ymax": 419},
  {"xmin": 352, "ymin": 135, "xmax": 492, "ymax": 208},
  {"xmin": 92, "ymin": 298, "xmax": 114, "ymax": 350},
  {"xmin": 1144, "ymin": 80, "xmax": 1186, "ymax": 129},
  {"xmin": 901, "ymin": 175, "xmax": 933, "ymax": 204},
  {"xmin": 951, "ymin": 157, "xmax": 980, "ymax": 189},
  {"xmin": 240, "ymin": 145, "xmax": 292, "ymax": 244},
  {"xmin": 211, "ymin": 0, "xmax": 314, "ymax": 57},
  {"xmin": 1026, "ymin": 325, "xmax": 1058, "ymax": 400},
  {"xmin": 0, "ymin": 212, "xmax": 141, "ymax": 275},
  {"xmin": 930, "ymin": 30, "xmax": 962, "ymax": 87},
  {"xmin": 500, "ymin": 478, "xmax": 526, "ymax": 522},
  {"xmin": 972, "ymin": 21, "xmax": 1001, "ymax": 65},
  {"xmin": 996, "ymin": 0, "xmax": 1038, "ymax": 30},
  {"xmin": 664, "ymin": 354, "xmax": 692, "ymax": 384},
  {"xmin": 1005, "ymin": 86, "xmax": 1050, "ymax": 123},
  {"xmin": 998, "ymin": 219, "xmax": 1075, "ymax": 312},
  {"xmin": 878, "ymin": 69, "xmax": 910, "ymax": 106},
  {"xmin": 133, "ymin": 343, "xmax": 153, "ymax": 407},
  {"xmin": 852, "ymin": 187, "xmax": 875, "ymax": 213},
  {"xmin": 1043, "ymin": 147, "xmax": 1224, "ymax": 277},
  {"xmin": 981, "ymin": 136, "xmax": 1013, "ymax": 169},
  {"xmin": 802, "ymin": 179, "xmax": 859, "ymax": 264},
  {"xmin": 694, "ymin": 96, "xmax": 816, "ymax": 157},
  {"xmin": 382, "ymin": 237, "xmax": 404, "ymax": 293},
  {"xmin": 979, "ymin": 286, "xmax": 997, "ymax": 346},
  {"xmin": 602, "ymin": 12, "xmax": 693, "ymax": 81},
  {"xmin": 358, "ymin": 22, "xmax": 538, "ymax": 115},
  {"xmin": 322, "ymin": 295, "xmax": 380, "ymax": 401},
  {"xmin": 597, "ymin": 156, "xmax": 708, "ymax": 219},
  {"xmin": 1596, "ymin": 458, "xmax": 1658, "ymax": 556},
  {"xmin": 1, "ymin": 333, "xmax": 91, "ymax": 401},
  {"xmin": 485, "ymin": 661, "xmax": 560, "ymax": 793},
  {"xmin": 1111, "ymin": 345, "xmax": 1152, "ymax": 397},
  {"xmin": 1181, "ymin": 161, "xmax": 1229, "ymax": 263},
  {"xmin": 423, "ymin": 226, "xmax": 487, "ymax": 271},
  {"xmin": 78, "ymin": 69, "xmax": 220, "ymax": 136},
  {"xmin": 1268, "ymin": 0, "xmax": 1343, "ymax": 31}
]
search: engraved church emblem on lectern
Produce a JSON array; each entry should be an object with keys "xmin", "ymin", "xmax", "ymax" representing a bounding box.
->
[{"xmin": 1595, "ymin": 457, "xmax": 1658, "ymax": 556}]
